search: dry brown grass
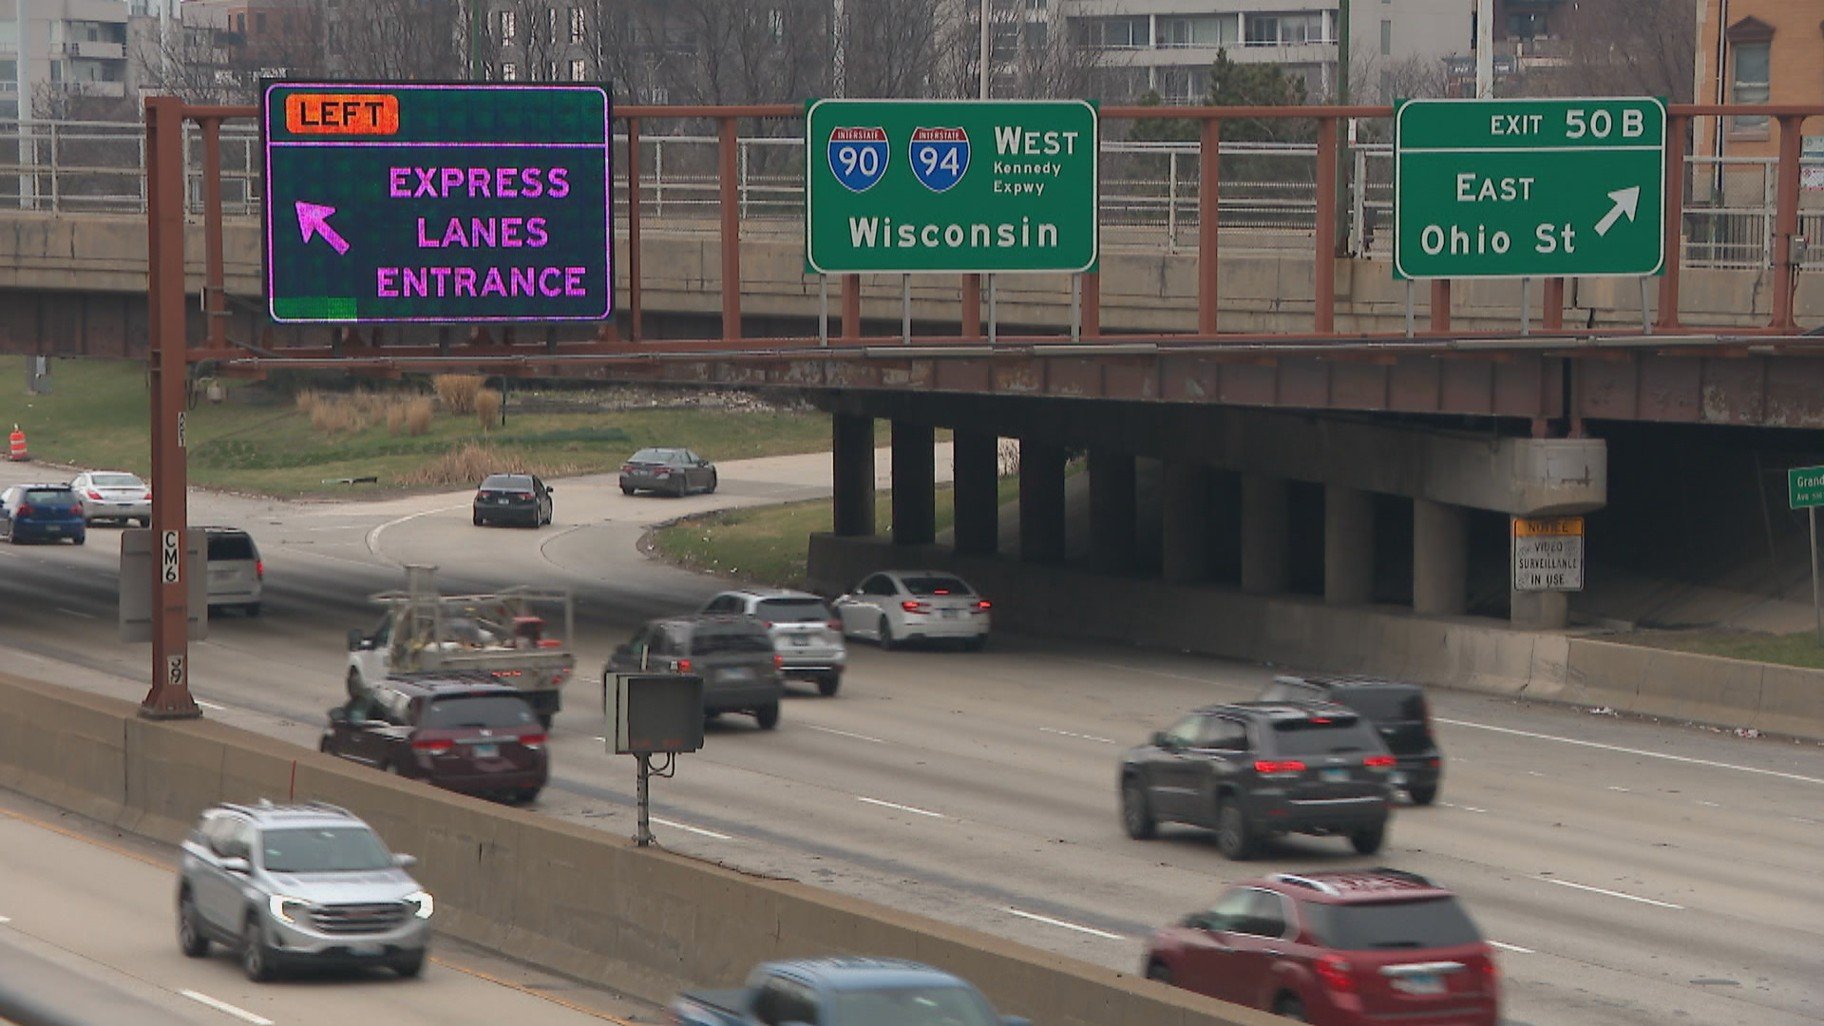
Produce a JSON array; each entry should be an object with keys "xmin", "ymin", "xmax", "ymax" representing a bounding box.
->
[
  {"xmin": 294, "ymin": 390, "xmax": 322, "ymax": 415},
  {"xmin": 403, "ymin": 397, "xmax": 433, "ymax": 435},
  {"xmin": 433, "ymin": 374, "xmax": 486, "ymax": 414},
  {"xmin": 474, "ymin": 389, "xmax": 502, "ymax": 430},
  {"xmin": 393, "ymin": 442, "xmax": 583, "ymax": 487}
]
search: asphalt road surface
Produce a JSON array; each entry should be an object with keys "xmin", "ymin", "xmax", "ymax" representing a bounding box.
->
[{"xmin": 0, "ymin": 453, "xmax": 1819, "ymax": 1026}]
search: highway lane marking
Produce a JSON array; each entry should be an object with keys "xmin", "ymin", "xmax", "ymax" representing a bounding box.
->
[
  {"xmin": 1607, "ymin": 786, "xmax": 1631, "ymax": 793},
  {"xmin": 1489, "ymin": 940, "xmax": 1534, "ymax": 954},
  {"xmin": 1003, "ymin": 907, "xmax": 1126, "ymax": 941},
  {"xmin": 1542, "ymin": 877, "xmax": 1685, "ymax": 910},
  {"xmin": 195, "ymin": 699, "xmax": 226, "ymax": 711},
  {"xmin": 365, "ymin": 502, "xmax": 468, "ymax": 560},
  {"xmin": 54, "ymin": 607, "xmax": 96, "ymax": 619},
  {"xmin": 1040, "ymin": 727, "xmax": 1118, "ymax": 745},
  {"xmin": 1697, "ymin": 800, "xmax": 1720, "ymax": 807},
  {"xmin": 651, "ymin": 817, "xmax": 733, "ymax": 841},
  {"xmin": 0, "ymin": 916, "xmax": 10, "ymax": 924},
  {"xmin": 804, "ymin": 724, "xmax": 887, "ymax": 744},
  {"xmin": 180, "ymin": 990, "xmax": 274, "ymax": 1026},
  {"xmin": 1439, "ymin": 802, "xmax": 1488, "ymax": 814},
  {"xmin": 1437, "ymin": 717, "xmax": 1824, "ymax": 785},
  {"xmin": 856, "ymin": 796, "xmax": 945, "ymax": 819}
]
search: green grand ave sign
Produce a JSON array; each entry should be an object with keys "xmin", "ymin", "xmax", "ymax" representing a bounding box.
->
[
  {"xmin": 1394, "ymin": 97, "xmax": 1666, "ymax": 280},
  {"xmin": 262, "ymin": 82, "xmax": 613, "ymax": 324},
  {"xmin": 1790, "ymin": 465, "xmax": 1824, "ymax": 509},
  {"xmin": 805, "ymin": 99, "xmax": 1099, "ymax": 275}
]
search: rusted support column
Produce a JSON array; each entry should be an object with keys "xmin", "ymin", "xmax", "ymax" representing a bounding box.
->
[
  {"xmin": 1314, "ymin": 116, "xmax": 1339, "ymax": 334},
  {"xmin": 626, "ymin": 117, "xmax": 644, "ymax": 340},
  {"xmin": 717, "ymin": 115, "xmax": 741, "ymax": 341},
  {"xmin": 1429, "ymin": 279, "xmax": 1451, "ymax": 333},
  {"xmin": 1771, "ymin": 114, "xmax": 1804, "ymax": 333},
  {"xmin": 961, "ymin": 274, "xmax": 981, "ymax": 339},
  {"xmin": 1542, "ymin": 278, "xmax": 1565, "ymax": 331},
  {"xmin": 1654, "ymin": 113, "xmax": 1686, "ymax": 331},
  {"xmin": 842, "ymin": 273, "xmax": 861, "ymax": 341},
  {"xmin": 142, "ymin": 97, "xmax": 199, "ymax": 721},
  {"xmin": 1197, "ymin": 117, "xmax": 1220, "ymax": 336},
  {"xmin": 200, "ymin": 118, "xmax": 227, "ymax": 348}
]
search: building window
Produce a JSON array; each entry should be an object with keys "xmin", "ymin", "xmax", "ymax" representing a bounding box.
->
[
  {"xmin": 498, "ymin": 10, "xmax": 516, "ymax": 41},
  {"xmin": 570, "ymin": 58, "xmax": 587, "ymax": 80},
  {"xmin": 1730, "ymin": 40, "xmax": 1770, "ymax": 134},
  {"xmin": 1073, "ymin": 16, "xmax": 1147, "ymax": 49},
  {"xmin": 569, "ymin": 7, "xmax": 585, "ymax": 43},
  {"xmin": 1157, "ymin": 15, "xmax": 1235, "ymax": 48},
  {"xmin": 501, "ymin": 61, "xmax": 518, "ymax": 80},
  {"xmin": 1506, "ymin": 12, "xmax": 1548, "ymax": 39},
  {"xmin": 1246, "ymin": 13, "xmax": 1326, "ymax": 46}
]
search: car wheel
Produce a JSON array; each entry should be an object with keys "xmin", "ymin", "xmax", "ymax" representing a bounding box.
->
[
  {"xmin": 137, "ymin": 517, "xmax": 151, "ymax": 528},
  {"xmin": 346, "ymin": 669, "xmax": 366, "ymax": 700},
  {"xmin": 473, "ymin": 511, "xmax": 484, "ymax": 526},
  {"xmin": 71, "ymin": 533, "xmax": 85, "ymax": 546},
  {"xmin": 817, "ymin": 673, "xmax": 841, "ymax": 698},
  {"xmin": 673, "ymin": 479, "xmax": 687, "ymax": 499},
  {"xmin": 177, "ymin": 888, "xmax": 209, "ymax": 958},
  {"xmin": 240, "ymin": 912, "xmax": 275, "ymax": 982},
  {"xmin": 754, "ymin": 702, "xmax": 781, "ymax": 730},
  {"xmin": 392, "ymin": 950, "xmax": 426, "ymax": 979},
  {"xmin": 705, "ymin": 472, "xmax": 718, "ymax": 495},
  {"xmin": 1351, "ymin": 820, "xmax": 1387, "ymax": 855},
  {"xmin": 1273, "ymin": 993, "xmax": 1308, "ymax": 1022},
  {"xmin": 620, "ymin": 484, "xmax": 635, "ymax": 496},
  {"xmin": 877, "ymin": 615, "xmax": 898, "ymax": 650},
  {"xmin": 1215, "ymin": 800, "xmax": 1257, "ymax": 861},
  {"xmin": 1144, "ymin": 960, "xmax": 1172, "ymax": 984},
  {"xmin": 1408, "ymin": 783, "xmax": 1438, "ymax": 806},
  {"xmin": 1121, "ymin": 775, "xmax": 1157, "ymax": 840}
]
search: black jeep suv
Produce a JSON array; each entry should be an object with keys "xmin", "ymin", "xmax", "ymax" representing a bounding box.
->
[
  {"xmin": 1119, "ymin": 702, "xmax": 1396, "ymax": 860},
  {"xmin": 1259, "ymin": 675, "xmax": 1444, "ymax": 805}
]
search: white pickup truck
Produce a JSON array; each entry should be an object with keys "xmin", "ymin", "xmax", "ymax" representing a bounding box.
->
[{"xmin": 345, "ymin": 565, "xmax": 576, "ymax": 726}]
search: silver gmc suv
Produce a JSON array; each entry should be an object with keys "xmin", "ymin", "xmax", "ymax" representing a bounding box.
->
[{"xmin": 176, "ymin": 800, "xmax": 433, "ymax": 981}]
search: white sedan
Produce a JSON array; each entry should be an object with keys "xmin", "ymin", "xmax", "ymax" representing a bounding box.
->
[
  {"xmin": 69, "ymin": 470, "xmax": 151, "ymax": 526},
  {"xmin": 833, "ymin": 570, "xmax": 991, "ymax": 651}
]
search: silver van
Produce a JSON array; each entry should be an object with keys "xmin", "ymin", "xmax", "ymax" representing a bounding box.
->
[{"xmin": 203, "ymin": 526, "xmax": 263, "ymax": 616}]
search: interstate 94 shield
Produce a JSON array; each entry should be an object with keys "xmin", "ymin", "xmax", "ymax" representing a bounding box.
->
[{"xmin": 908, "ymin": 126, "xmax": 969, "ymax": 193}]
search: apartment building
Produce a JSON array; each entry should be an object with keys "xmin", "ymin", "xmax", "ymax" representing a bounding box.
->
[
  {"xmin": 2, "ymin": 0, "xmax": 133, "ymax": 119},
  {"xmin": 1694, "ymin": 0, "xmax": 1823, "ymax": 185}
]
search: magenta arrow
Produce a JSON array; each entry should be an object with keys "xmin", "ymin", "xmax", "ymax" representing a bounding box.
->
[{"xmin": 295, "ymin": 201, "xmax": 350, "ymax": 255}]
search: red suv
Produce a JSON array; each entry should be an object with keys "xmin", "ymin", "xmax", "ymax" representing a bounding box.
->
[
  {"xmin": 1143, "ymin": 869, "xmax": 1498, "ymax": 1026},
  {"xmin": 320, "ymin": 677, "xmax": 548, "ymax": 804}
]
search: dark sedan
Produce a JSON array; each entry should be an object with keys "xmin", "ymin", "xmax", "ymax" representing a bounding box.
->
[
  {"xmin": 472, "ymin": 473, "xmax": 553, "ymax": 527},
  {"xmin": 320, "ymin": 678, "xmax": 548, "ymax": 804},
  {"xmin": 619, "ymin": 448, "xmax": 717, "ymax": 497}
]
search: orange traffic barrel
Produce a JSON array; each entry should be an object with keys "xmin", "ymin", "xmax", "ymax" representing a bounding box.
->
[{"xmin": 7, "ymin": 425, "xmax": 25, "ymax": 461}]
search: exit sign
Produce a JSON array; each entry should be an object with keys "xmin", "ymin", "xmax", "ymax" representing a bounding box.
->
[{"xmin": 261, "ymin": 81, "xmax": 613, "ymax": 324}]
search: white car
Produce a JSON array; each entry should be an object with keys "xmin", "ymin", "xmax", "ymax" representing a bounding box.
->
[
  {"xmin": 833, "ymin": 571, "xmax": 991, "ymax": 651},
  {"xmin": 701, "ymin": 588, "xmax": 847, "ymax": 696},
  {"xmin": 69, "ymin": 470, "xmax": 151, "ymax": 526}
]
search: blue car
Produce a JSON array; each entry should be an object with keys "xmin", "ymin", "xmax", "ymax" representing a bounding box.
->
[{"xmin": 0, "ymin": 483, "xmax": 87, "ymax": 545}]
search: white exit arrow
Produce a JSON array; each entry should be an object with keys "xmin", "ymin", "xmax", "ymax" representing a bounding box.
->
[{"xmin": 1593, "ymin": 186, "xmax": 1641, "ymax": 237}]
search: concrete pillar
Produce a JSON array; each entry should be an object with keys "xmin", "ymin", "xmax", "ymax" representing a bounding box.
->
[
  {"xmin": 952, "ymin": 430, "xmax": 999, "ymax": 556},
  {"xmin": 1088, "ymin": 448, "xmax": 1138, "ymax": 574},
  {"xmin": 1161, "ymin": 461, "xmax": 1212, "ymax": 583},
  {"xmin": 1241, "ymin": 474, "xmax": 1290, "ymax": 594},
  {"xmin": 831, "ymin": 413, "xmax": 875, "ymax": 537},
  {"xmin": 1324, "ymin": 485, "xmax": 1374, "ymax": 605},
  {"xmin": 1512, "ymin": 590, "xmax": 1570, "ymax": 630},
  {"xmin": 891, "ymin": 421, "xmax": 936, "ymax": 547},
  {"xmin": 1019, "ymin": 439, "xmax": 1067, "ymax": 563},
  {"xmin": 1413, "ymin": 499, "xmax": 1468, "ymax": 616}
]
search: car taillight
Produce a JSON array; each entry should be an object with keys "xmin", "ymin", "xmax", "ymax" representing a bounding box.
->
[
  {"xmin": 1315, "ymin": 955, "xmax": 1356, "ymax": 993},
  {"xmin": 1363, "ymin": 754, "xmax": 1396, "ymax": 770},
  {"xmin": 1480, "ymin": 954, "xmax": 1500, "ymax": 988},
  {"xmin": 476, "ymin": 491, "xmax": 487, "ymax": 501},
  {"xmin": 759, "ymin": 620, "xmax": 773, "ymax": 629},
  {"xmin": 412, "ymin": 738, "xmax": 454, "ymax": 754},
  {"xmin": 491, "ymin": 669, "xmax": 524, "ymax": 679},
  {"xmin": 70, "ymin": 503, "xmax": 83, "ymax": 517},
  {"xmin": 85, "ymin": 489, "xmax": 103, "ymax": 500},
  {"xmin": 676, "ymin": 658, "xmax": 692, "ymax": 673},
  {"xmin": 516, "ymin": 492, "xmax": 533, "ymax": 500},
  {"xmin": 16, "ymin": 503, "xmax": 32, "ymax": 517},
  {"xmin": 620, "ymin": 464, "xmax": 636, "ymax": 474},
  {"xmin": 255, "ymin": 560, "xmax": 264, "ymax": 580},
  {"xmin": 901, "ymin": 600, "xmax": 929, "ymax": 613},
  {"xmin": 519, "ymin": 733, "xmax": 547, "ymax": 751},
  {"xmin": 826, "ymin": 619, "xmax": 842, "ymax": 631},
  {"xmin": 1253, "ymin": 759, "xmax": 1306, "ymax": 775},
  {"xmin": 773, "ymin": 653, "xmax": 784, "ymax": 669},
  {"xmin": 974, "ymin": 599, "xmax": 991, "ymax": 610}
]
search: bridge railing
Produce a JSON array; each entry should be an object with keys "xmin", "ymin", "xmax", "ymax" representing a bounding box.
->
[{"xmin": 1, "ymin": 115, "xmax": 1817, "ymax": 271}]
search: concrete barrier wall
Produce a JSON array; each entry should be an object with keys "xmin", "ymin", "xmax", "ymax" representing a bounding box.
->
[
  {"xmin": 0, "ymin": 670, "xmax": 1282, "ymax": 1026},
  {"xmin": 807, "ymin": 535, "xmax": 1824, "ymax": 741}
]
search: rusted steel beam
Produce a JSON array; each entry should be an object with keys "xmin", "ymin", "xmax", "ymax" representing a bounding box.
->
[
  {"xmin": 1313, "ymin": 117, "xmax": 1338, "ymax": 334},
  {"xmin": 718, "ymin": 116, "xmax": 741, "ymax": 340},
  {"xmin": 1770, "ymin": 115, "xmax": 1805, "ymax": 332},
  {"xmin": 1198, "ymin": 118, "xmax": 1220, "ymax": 336},
  {"xmin": 626, "ymin": 117, "xmax": 643, "ymax": 340},
  {"xmin": 1655, "ymin": 114, "xmax": 1688, "ymax": 330}
]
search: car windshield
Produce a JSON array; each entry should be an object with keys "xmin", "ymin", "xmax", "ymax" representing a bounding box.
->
[
  {"xmin": 91, "ymin": 473, "xmax": 144, "ymax": 488},
  {"xmin": 1302, "ymin": 897, "xmax": 1483, "ymax": 950},
  {"xmin": 481, "ymin": 475, "xmax": 532, "ymax": 490},
  {"xmin": 23, "ymin": 488, "xmax": 76, "ymax": 505},
  {"xmin": 1268, "ymin": 719, "xmax": 1378, "ymax": 755},
  {"xmin": 1333, "ymin": 688, "xmax": 1428, "ymax": 722},
  {"xmin": 260, "ymin": 826, "xmax": 393, "ymax": 873},
  {"xmin": 901, "ymin": 575, "xmax": 971, "ymax": 596},
  {"xmin": 755, "ymin": 598, "xmax": 830, "ymax": 623},
  {"xmin": 206, "ymin": 533, "xmax": 255, "ymax": 560},
  {"xmin": 421, "ymin": 695, "xmax": 536, "ymax": 728},
  {"xmin": 828, "ymin": 985, "xmax": 1000, "ymax": 1026}
]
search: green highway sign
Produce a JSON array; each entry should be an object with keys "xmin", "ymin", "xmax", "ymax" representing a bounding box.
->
[
  {"xmin": 1394, "ymin": 97, "xmax": 1665, "ymax": 280},
  {"xmin": 805, "ymin": 99, "xmax": 1099, "ymax": 275},
  {"xmin": 262, "ymin": 82, "xmax": 613, "ymax": 324},
  {"xmin": 1790, "ymin": 465, "xmax": 1824, "ymax": 509}
]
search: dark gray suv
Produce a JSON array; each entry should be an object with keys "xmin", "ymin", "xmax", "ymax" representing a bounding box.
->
[
  {"xmin": 1259, "ymin": 675, "xmax": 1443, "ymax": 805},
  {"xmin": 1119, "ymin": 702, "xmax": 1396, "ymax": 860},
  {"xmin": 605, "ymin": 615, "xmax": 784, "ymax": 729}
]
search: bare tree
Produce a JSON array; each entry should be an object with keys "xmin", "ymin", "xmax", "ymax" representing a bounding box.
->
[
  {"xmin": 930, "ymin": 0, "xmax": 1102, "ymax": 100},
  {"xmin": 132, "ymin": 6, "xmax": 327, "ymax": 106},
  {"xmin": 1540, "ymin": 0, "xmax": 1696, "ymax": 102},
  {"xmin": 324, "ymin": 0, "xmax": 464, "ymax": 80}
]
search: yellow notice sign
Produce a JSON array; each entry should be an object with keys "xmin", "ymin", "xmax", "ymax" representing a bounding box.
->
[{"xmin": 1512, "ymin": 516, "xmax": 1585, "ymax": 538}]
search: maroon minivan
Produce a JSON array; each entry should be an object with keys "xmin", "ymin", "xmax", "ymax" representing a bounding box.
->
[{"xmin": 321, "ymin": 677, "xmax": 548, "ymax": 804}]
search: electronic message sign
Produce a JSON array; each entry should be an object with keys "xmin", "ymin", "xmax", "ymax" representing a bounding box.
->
[{"xmin": 261, "ymin": 82, "xmax": 613, "ymax": 323}]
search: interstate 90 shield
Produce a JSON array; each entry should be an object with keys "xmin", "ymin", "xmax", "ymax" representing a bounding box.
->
[
  {"xmin": 908, "ymin": 126, "xmax": 969, "ymax": 193},
  {"xmin": 827, "ymin": 126, "xmax": 889, "ymax": 193}
]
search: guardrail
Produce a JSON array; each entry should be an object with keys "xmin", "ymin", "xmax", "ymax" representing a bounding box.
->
[{"xmin": 1, "ymin": 115, "xmax": 1817, "ymax": 270}]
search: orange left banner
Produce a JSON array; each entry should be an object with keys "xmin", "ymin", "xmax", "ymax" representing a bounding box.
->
[{"xmin": 284, "ymin": 93, "xmax": 400, "ymax": 135}]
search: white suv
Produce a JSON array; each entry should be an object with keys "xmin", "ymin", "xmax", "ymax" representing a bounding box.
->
[
  {"xmin": 176, "ymin": 800, "xmax": 433, "ymax": 981},
  {"xmin": 701, "ymin": 588, "xmax": 847, "ymax": 696},
  {"xmin": 202, "ymin": 526, "xmax": 263, "ymax": 617}
]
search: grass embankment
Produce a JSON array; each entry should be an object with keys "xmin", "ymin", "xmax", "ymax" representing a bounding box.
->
[
  {"xmin": 1617, "ymin": 630, "xmax": 1824, "ymax": 671},
  {"xmin": 0, "ymin": 358, "xmax": 849, "ymax": 497},
  {"xmin": 657, "ymin": 478, "xmax": 1020, "ymax": 590}
]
